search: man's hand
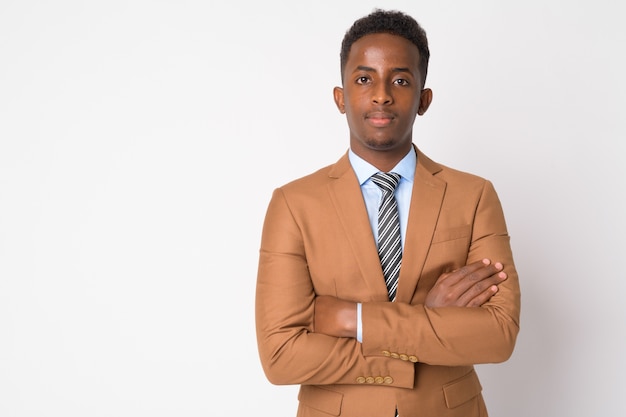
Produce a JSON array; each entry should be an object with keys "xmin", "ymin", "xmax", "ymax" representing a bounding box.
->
[
  {"xmin": 425, "ymin": 258, "xmax": 507, "ymax": 308},
  {"xmin": 314, "ymin": 296, "xmax": 357, "ymax": 338}
]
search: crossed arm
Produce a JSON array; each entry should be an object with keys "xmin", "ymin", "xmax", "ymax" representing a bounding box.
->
[{"xmin": 314, "ymin": 258, "xmax": 508, "ymax": 339}]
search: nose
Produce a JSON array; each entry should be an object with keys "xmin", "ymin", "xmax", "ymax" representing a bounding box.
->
[{"xmin": 372, "ymin": 83, "xmax": 393, "ymax": 105}]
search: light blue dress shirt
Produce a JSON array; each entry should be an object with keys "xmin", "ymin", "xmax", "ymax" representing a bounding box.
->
[{"xmin": 348, "ymin": 148, "xmax": 416, "ymax": 342}]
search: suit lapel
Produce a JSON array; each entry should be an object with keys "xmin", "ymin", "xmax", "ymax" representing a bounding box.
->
[
  {"xmin": 396, "ymin": 148, "xmax": 446, "ymax": 303},
  {"xmin": 327, "ymin": 153, "xmax": 390, "ymax": 301}
]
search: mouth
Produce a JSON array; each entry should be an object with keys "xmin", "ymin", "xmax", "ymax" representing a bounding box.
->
[{"xmin": 366, "ymin": 112, "xmax": 394, "ymax": 127}]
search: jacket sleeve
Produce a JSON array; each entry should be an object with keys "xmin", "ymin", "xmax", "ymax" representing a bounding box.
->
[
  {"xmin": 255, "ymin": 188, "xmax": 415, "ymax": 387},
  {"xmin": 361, "ymin": 180, "xmax": 521, "ymax": 366}
]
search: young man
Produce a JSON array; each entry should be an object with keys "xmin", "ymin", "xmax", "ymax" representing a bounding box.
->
[{"xmin": 256, "ymin": 9, "xmax": 520, "ymax": 417}]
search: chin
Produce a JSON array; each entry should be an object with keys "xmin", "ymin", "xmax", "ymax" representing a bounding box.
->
[{"xmin": 365, "ymin": 138, "xmax": 398, "ymax": 150}]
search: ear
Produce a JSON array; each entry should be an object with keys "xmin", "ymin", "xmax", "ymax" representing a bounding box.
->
[
  {"xmin": 417, "ymin": 88, "xmax": 433, "ymax": 115},
  {"xmin": 333, "ymin": 86, "xmax": 345, "ymax": 114}
]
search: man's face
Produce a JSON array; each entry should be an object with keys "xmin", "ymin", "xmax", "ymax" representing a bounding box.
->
[{"xmin": 334, "ymin": 33, "xmax": 432, "ymax": 161}]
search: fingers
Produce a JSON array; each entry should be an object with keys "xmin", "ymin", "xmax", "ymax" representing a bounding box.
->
[
  {"xmin": 463, "ymin": 274, "xmax": 506, "ymax": 307},
  {"xmin": 466, "ymin": 285, "xmax": 499, "ymax": 307},
  {"xmin": 437, "ymin": 259, "xmax": 495, "ymax": 286},
  {"xmin": 425, "ymin": 259, "xmax": 507, "ymax": 308},
  {"xmin": 456, "ymin": 260, "xmax": 507, "ymax": 307}
]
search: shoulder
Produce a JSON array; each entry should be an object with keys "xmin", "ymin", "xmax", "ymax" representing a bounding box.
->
[
  {"xmin": 280, "ymin": 163, "xmax": 335, "ymax": 191},
  {"xmin": 276, "ymin": 151, "xmax": 353, "ymax": 194},
  {"xmin": 418, "ymin": 150, "xmax": 489, "ymax": 186}
]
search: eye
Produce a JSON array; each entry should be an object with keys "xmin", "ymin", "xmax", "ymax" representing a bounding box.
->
[
  {"xmin": 394, "ymin": 78, "xmax": 410, "ymax": 86},
  {"xmin": 355, "ymin": 76, "xmax": 370, "ymax": 85}
]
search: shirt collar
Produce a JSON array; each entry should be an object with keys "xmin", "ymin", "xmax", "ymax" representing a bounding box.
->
[{"xmin": 348, "ymin": 147, "xmax": 416, "ymax": 186}]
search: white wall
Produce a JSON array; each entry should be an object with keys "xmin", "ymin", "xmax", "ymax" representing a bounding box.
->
[{"xmin": 1, "ymin": 1, "xmax": 624, "ymax": 416}]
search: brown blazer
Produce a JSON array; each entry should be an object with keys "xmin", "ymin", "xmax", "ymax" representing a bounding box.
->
[{"xmin": 256, "ymin": 147, "xmax": 521, "ymax": 417}]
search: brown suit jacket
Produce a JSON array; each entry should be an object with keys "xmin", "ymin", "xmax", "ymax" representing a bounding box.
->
[{"xmin": 256, "ymin": 147, "xmax": 521, "ymax": 417}]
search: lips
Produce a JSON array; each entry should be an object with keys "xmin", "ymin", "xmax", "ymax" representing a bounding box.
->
[{"xmin": 366, "ymin": 111, "xmax": 395, "ymax": 127}]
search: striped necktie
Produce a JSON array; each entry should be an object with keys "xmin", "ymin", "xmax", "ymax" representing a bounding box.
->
[{"xmin": 371, "ymin": 172, "xmax": 402, "ymax": 301}]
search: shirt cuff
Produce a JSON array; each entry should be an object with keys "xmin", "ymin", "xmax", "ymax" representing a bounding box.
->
[{"xmin": 356, "ymin": 302, "xmax": 363, "ymax": 343}]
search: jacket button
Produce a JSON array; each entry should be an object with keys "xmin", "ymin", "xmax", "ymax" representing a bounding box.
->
[
  {"xmin": 382, "ymin": 350, "xmax": 391, "ymax": 357},
  {"xmin": 384, "ymin": 376, "xmax": 394, "ymax": 384},
  {"xmin": 409, "ymin": 355, "xmax": 418, "ymax": 363},
  {"xmin": 400, "ymin": 354, "xmax": 409, "ymax": 361},
  {"xmin": 366, "ymin": 377, "xmax": 375, "ymax": 384},
  {"xmin": 390, "ymin": 352, "xmax": 399, "ymax": 359},
  {"xmin": 356, "ymin": 376, "xmax": 366, "ymax": 384},
  {"xmin": 375, "ymin": 376, "xmax": 384, "ymax": 384}
]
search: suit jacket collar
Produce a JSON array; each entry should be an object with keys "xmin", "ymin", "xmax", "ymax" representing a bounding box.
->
[
  {"xmin": 327, "ymin": 146, "xmax": 447, "ymax": 302},
  {"xmin": 397, "ymin": 147, "xmax": 446, "ymax": 302},
  {"xmin": 327, "ymin": 152, "xmax": 390, "ymax": 300}
]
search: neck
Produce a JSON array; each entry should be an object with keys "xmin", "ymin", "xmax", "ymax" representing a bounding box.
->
[{"xmin": 351, "ymin": 145, "xmax": 412, "ymax": 172}]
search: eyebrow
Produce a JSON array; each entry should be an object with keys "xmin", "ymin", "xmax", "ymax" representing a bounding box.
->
[{"xmin": 355, "ymin": 65, "xmax": 414, "ymax": 74}]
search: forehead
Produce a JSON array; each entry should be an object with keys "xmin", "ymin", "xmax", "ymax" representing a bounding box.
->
[{"xmin": 346, "ymin": 33, "xmax": 421, "ymax": 69}]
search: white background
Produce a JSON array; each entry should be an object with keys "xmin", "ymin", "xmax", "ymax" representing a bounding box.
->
[{"xmin": 1, "ymin": 1, "xmax": 625, "ymax": 416}]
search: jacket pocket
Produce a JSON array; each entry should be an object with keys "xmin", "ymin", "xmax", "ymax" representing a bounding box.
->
[
  {"xmin": 298, "ymin": 385, "xmax": 343, "ymax": 416},
  {"xmin": 431, "ymin": 225, "xmax": 471, "ymax": 244},
  {"xmin": 442, "ymin": 370, "xmax": 483, "ymax": 409}
]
